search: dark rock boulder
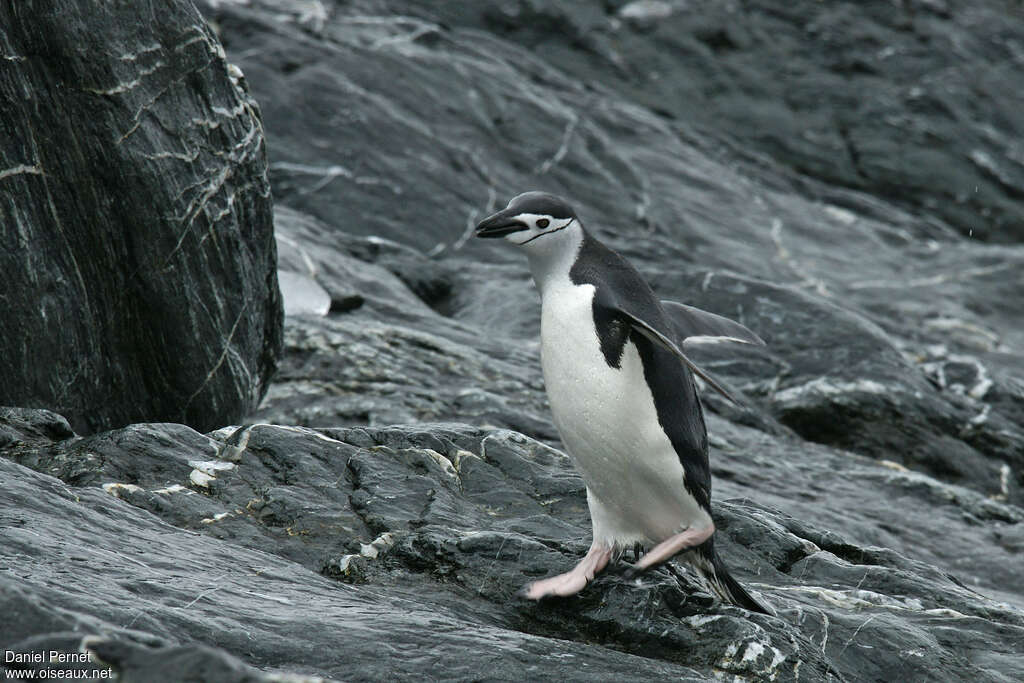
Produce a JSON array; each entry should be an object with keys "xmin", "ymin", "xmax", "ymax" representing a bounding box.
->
[
  {"xmin": 0, "ymin": 0, "xmax": 282, "ymax": 434},
  {"xmin": 0, "ymin": 407, "xmax": 75, "ymax": 449}
]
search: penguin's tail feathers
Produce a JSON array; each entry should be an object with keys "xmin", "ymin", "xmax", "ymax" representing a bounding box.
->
[{"xmin": 691, "ymin": 540, "xmax": 773, "ymax": 615}]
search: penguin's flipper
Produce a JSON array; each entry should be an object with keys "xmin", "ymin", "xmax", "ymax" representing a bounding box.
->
[
  {"xmin": 609, "ymin": 303, "xmax": 743, "ymax": 406},
  {"xmin": 660, "ymin": 300, "xmax": 766, "ymax": 347}
]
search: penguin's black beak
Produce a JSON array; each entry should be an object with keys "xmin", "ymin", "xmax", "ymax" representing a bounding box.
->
[{"xmin": 475, "ymin": 210, "xmax": 527, "ymax": 239}]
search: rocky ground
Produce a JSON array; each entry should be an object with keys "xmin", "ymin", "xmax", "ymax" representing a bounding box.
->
[{"xmin": 3, "ymin": 0, "xmax": 1024, "ymax": 681}]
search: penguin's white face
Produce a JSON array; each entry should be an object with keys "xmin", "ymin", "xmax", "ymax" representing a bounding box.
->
[{"xmin": 475, "ymin": 192, "xmax": 579, "ymax": 253}]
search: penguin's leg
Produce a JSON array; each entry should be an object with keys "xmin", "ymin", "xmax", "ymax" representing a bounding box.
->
[
  {"xmin": 622, "ymin": 523, "xmax": 715, "ymax": 579},
  {"xmin": 519, "ymin": 541, "xmax": 614, "ymax": 600}
]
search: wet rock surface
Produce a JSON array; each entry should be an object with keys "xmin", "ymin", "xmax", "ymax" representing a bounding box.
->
[
  {"xmin": 3, "ymin": 0, "xmax": 1024, "ymax": 681},
  {"xmin": 0, "ymin": 0, "xmax": 282, "ymax": 434},
  {"xmin": 3, "ymin": 412, "xmax": 1023, "ymax": 680}
]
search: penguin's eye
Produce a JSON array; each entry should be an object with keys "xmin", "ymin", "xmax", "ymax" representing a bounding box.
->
[{"xmin": 536, "ymin": 218, "xmax": 549, "ymax": 228}]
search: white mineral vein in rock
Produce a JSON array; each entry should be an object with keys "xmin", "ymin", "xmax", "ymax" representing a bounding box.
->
[
  {"xmin": 101, "ymin": 482, "xmax": 142, "ymax": 496},
  {"xmin": 618, "ymin": 1, "xmax": 675, "ymax": 20},
  {"xmin": 824, "ymin": 204, "xmax": 858, "ymax": 225},
  {"xmin": 152, "ymin": 484, "xmax": 193, "ymax": 495},
  {"xmin": 201, "ymin": 511, "xmax": 233, "ymax": 524},
  {"xmin": 188, "ymin": 460, "xmax": 236, "ymax": 488},
  {"xmin": 189, "ymin": 470, "xmax": 215, "ymax": 488},
  {"xmin": 0, "ymin": 164, "xmax": 43, "ymax": 181},
  {"xmin": 188, "ymin": 460, "xmax": 237, "ymax": 474},
  {"xmin": 268, "ymin": 424, "xmax": 346, "ymax": 444},
  {"xmin": 774, "ymin": 377, "xmax": 891, "ymax": 403}
]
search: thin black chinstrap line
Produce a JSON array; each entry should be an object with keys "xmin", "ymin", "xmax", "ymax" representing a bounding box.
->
[{"xmin": 518, "ymin": 217, "xmax": 574, "ymax": 244}]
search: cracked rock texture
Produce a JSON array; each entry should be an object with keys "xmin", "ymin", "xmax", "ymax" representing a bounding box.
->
[
  {"xmin": 0, "ymin": 0, "xmax": 282, "ymax": 434},
  {"xmin": 2, "ymin": 411, "xmax": 1023, "ymax": 681},
  {"xmin": 3, "ymin": 0, "xmax": 1024, "ymax": 681}
]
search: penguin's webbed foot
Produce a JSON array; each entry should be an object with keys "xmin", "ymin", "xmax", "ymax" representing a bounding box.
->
[
  {"xmin": 517, "ymin": 574, "xmax": 589, "ymax": 600},
  {"xmin": 632, "ymin": 524, "xmax": 715, "ymax": 573},
  {"xmin": 517, "ymin": 541, "xmax": 613, "ymax": 600}
]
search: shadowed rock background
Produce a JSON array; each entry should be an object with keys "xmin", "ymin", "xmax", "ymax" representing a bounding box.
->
[{"xmin": 2, "ymin": 0, "xmax": 1024, "ymax": 681}]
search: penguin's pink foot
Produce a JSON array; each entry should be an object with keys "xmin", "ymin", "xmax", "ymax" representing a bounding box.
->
[
  {"xmin": 622, "ymin": 524, "xmax": 715, "ymax": 580},
  {"xmin": 518, "ymin": 541, "xmax": 613, "ymax": 599}
]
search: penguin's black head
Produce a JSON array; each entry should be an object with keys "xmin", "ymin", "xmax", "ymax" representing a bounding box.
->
[{"xmin": 475, "ymin": 191, "xmax": 578, "ymax": 245}]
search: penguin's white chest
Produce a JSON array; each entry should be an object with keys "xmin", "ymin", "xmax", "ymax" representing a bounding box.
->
[{"xmin": 538, "ymin": 280, "xmax": 707, "ymax": 546}]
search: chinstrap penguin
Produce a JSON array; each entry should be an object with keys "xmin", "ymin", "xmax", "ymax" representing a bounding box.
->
[{"xmin": 475, "ymin": 191, "xmax": 770, "ymax": 613}]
